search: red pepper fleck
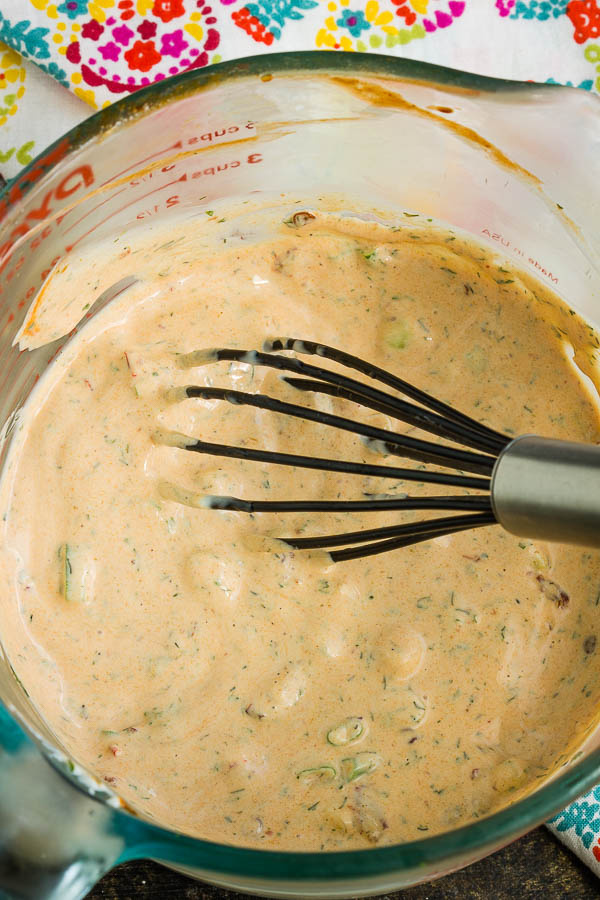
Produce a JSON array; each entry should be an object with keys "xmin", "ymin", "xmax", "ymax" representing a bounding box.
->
[
  {"xmin": 534, "ymin": 573, "xmax": 570, "ymax": 608},
  {"xmin": 124, "ymin": 351, "xmax": 136, "ymax": 376}
]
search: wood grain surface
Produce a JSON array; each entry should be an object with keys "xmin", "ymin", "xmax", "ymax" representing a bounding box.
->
[{"xmin": 87, "ymin": 828, "xmax": 599, "ymax": 899}]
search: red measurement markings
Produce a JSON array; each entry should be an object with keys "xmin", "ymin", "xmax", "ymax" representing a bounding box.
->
[
  {"xmin": 63, "ymin": 186, "xmax": 128, "ymax": 236},
  {"xmin": 99, "ymin": 124, "xmax": 255, "ymax": 187},
  {"xmin": 65, "ymin": 173, "xmax": 188, "ymax": 252},
  {"xmin": 100, "ymin": 139, "xmax": 185, "ymax": 186},
  {"xmin": 0, "ymin": 164, "xmax": 94, "ymax": 281},
  {"xmin": 190, "ymin": 122, "xmax": 255, "ymax": 144},
  {"xmin": 189, "ymin": 152, "xmax": 263, "ymax": 182},
  {"xmin": 0, "ymin": 138, "xmax": 70, "ymax": 224},
  {"xmin": 481, "ymin": 228, "xmax": 558, "ymax": 285},
  {"xmin": 100, "ymin": 123, "xmax": 255, "ymax": 186}
]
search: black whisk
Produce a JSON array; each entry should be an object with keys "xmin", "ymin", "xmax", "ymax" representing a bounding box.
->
[{"xmin": 156, "ymin": 338, "xmax": 600, "ymax": 560}]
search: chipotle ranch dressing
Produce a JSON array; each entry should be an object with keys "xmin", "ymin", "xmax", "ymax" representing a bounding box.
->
[{"xmin": 1, "ymin": 208, "xmax": 600, "ymax": 850}]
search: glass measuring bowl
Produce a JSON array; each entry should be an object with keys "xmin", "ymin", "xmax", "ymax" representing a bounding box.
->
[{"xmin": 1, "ymin": 52, "xmax": 599, "ymax": 900}]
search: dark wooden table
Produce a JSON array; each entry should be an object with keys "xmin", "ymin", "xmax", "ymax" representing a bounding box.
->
[{"xmin": 88, "ymin": 827, "xmax": 600, "ymax": 898}]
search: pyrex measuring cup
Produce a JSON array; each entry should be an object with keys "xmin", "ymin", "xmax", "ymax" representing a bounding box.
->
[{"xmin": 1, "ymin": 52, "xmax": 600, "ymax": 900}]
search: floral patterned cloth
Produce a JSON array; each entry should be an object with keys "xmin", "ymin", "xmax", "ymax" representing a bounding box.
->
[
  {"xmin": 0, "ymin": 0, "xmax": 600, "ymax": 877},
  {"xmin": 549, "ymin": 790, "xmax": 600, "ymax": 875}
]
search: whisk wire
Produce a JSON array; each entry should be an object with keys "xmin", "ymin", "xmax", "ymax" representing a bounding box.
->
[
  {"xmin": 171, "ymin": 435, "xmax": 491, "ymax": 490},
  {"xmin": 281, "ymin": 376, "xmax": 504, "ymax": 455},
  {"xmin": 201, "ymin": 494, "xmax": 493, "ymax": 514},
  {"xmin": 265, "ymin": 337, "xmax": 509, "ymax": 446},
  {"xmin": 165, "ymin": 338, "xmax": 511, "ymax": 558},
  {"xmin": 181, "ymin": 386, "xmax": 496, "ymax": 476},
  {"xmin": 325, "ymin": 515, "xmax": 496, "ymax": 562},
  {"xmin": 280, "ymin": 511, "xmax": 496, "ymax": 551},
  {"xmin": 181, "ymin": 346, "xmax": 506, "ymax": 456}
]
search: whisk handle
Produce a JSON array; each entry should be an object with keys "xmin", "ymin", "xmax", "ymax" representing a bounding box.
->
[{"xmin": 491, "ymin": 435, "xmax": 600, "ymax": 547}]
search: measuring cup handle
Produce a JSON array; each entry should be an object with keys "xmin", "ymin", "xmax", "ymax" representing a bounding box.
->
[{"xmin": 0, "ymin": 702, "xmax": 124, "ymax": 900}]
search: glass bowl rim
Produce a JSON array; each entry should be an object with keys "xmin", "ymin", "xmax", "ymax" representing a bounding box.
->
[
  {"xmin": 1, "ymin": 50, "xmax": 599, "ymax": 882},
  {"xmin": 0, "ymin": 48, "xmax": 578, "ymax": 204}
]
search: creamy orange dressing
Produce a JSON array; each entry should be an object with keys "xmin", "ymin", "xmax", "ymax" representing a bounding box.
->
[{"xmin": 1, "ymin": 209, "xmax": 600, "ymax": 850}]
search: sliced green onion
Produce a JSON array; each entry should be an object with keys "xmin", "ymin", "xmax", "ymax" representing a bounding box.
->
[
  {"xmin": 327, "ymin": 716, "xmax": 366, "ymax": 746},
  {"xmin": 296, "ymin": 766, "xmax": 337, "ymax": 786},
  {"xmin": 57, "ymin": 543, "xmax": 94, "ymax": 602},
  {"xmin": 58, "ymin": 543, "xmax": 73, "ymax": 601},
  {"xmin": 340, "ymin": 752, "xmax": 381, "ymax": 783}
]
